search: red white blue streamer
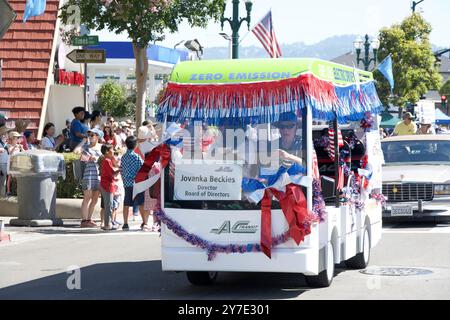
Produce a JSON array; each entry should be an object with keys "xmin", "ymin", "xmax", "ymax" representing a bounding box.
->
[{"xmin": 157, "ymin": 73, "xmax": 383, "ymax": 125}]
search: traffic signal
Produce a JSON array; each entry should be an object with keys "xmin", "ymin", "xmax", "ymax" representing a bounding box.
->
[{"xmin": 442, "ymin": 96, "xmax": 448, "ymax": 109}]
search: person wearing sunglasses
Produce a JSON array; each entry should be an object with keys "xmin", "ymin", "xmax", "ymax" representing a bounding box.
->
[
  {"xmin": 74, "ymin": 128, "xmax": 104, "ymax": 228},
  {"xmin": 272, "ymin": 112, "xmax": 303, "ymax": 166}
]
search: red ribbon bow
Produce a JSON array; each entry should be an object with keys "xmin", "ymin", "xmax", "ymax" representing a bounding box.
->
[{"xmin": 260, "ymin": 183, "xmax": 315, "ymax": 259}]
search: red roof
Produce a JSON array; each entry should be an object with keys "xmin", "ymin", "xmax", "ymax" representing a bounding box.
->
[{"xmin": 0, "ymin": 0, "xmax": 60, "ymax": 131}]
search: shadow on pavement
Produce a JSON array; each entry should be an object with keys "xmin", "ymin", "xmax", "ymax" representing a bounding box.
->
[
  {"xmin": 0, "ymin": 260, "xmax": 347, "ymax": 300},
  {"xmin": 22, "ymin": 229, "xmax": 149, "ymax": 235},
  {"xmin": 383, "ymin": 221, "xmax": 450, "ymax": 229}
]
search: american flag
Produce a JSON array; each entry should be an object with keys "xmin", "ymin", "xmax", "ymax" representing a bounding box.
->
[
  {"xmin": 251, "ymin": 10, "xmax": 282, "ymax": 58},
  {"xmin": 327, "ymin": 121, "xmax": 344, "ymax": 161}
]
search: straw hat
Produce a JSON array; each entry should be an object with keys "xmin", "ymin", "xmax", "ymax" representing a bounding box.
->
[
  {"xmin": 9, "ymin": 131, "xmax": 22, "ymax": 138},
  {"xmin": 403, "ymin": 112, "xmax": 414, "ymax": 120}
]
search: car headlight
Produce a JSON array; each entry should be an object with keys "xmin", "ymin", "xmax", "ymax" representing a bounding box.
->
[{"xmin": 434, "ymin": 184, "xmax": 450, "ymax": 195}]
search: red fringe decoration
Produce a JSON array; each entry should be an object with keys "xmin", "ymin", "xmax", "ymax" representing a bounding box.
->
[{"xmin": 160, "ymin": 73, "xmax": 339, "ymax": 110}]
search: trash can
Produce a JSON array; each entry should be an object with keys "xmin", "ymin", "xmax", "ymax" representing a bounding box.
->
[{"xmin": 8, "ymin": 150, "xmax": 66, "ymax": 227}]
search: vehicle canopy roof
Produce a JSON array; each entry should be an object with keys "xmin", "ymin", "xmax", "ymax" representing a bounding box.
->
[{"xmin": 157, "ymin": 58, "xmax": 383, "ymax": 126}]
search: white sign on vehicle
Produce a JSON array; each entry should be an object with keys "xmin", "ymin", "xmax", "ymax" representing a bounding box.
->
[
  {"xmin": 174, "ymin": 161, "xmax": 242, "ymax": 201},
  {"xmin": 391, "ymin": 205, "xmax": 413, "ymax": 217},
  {"xmin": 415, "ymin": 100, "xmax": 436, "ymax": 125},
  {"xmin": 365, "ymin": 131, "xmax": 384, "ymax": 190}
]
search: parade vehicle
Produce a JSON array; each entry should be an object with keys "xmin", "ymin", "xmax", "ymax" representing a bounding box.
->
[
  {"xmin": 381, "ymin": 134, "xmax": 450, "ymax": 222},
  {"xmin": 137, "ymin": 58, "xmax": 385, "ymax": 287}
]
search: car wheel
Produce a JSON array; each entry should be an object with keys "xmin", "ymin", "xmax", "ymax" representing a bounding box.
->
[
  {"xmin": 345, "ymin": 227, "xmax": 370, "ymax": 269},
  {"xmin": 186, "ymin": 271, "xmax": 218, "ymax": 286},
  {"xmin": 305, "ymin": 242, "xmax": 335, "ymax": 288}
]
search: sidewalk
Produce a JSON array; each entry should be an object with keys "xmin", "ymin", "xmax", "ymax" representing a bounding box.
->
[{"xmin": 0, "ymin": 215, "xmax": 160, "ymax": 247}]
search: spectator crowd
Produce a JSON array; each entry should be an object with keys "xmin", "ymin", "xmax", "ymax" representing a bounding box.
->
[{"xmin": 0, "ymin": 107, "xmax": 163, "ymax": 232}]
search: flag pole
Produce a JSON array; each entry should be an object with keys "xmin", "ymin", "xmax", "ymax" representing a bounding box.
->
[{"xmin": 372, "ymin": 53, "xmax": 391, "ymax": 72}]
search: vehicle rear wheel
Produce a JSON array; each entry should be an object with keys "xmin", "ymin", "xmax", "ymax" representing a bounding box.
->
[
  {"xmin": 345, "ymin": 227, "xmax": 370, "ymax": 269},
  {"xmin": 305, "ymin": 242, "xmax": 335, "ymax": 288},
  {"xmin": 186, "ymin": 271, "xmax": 218, "ymax": 286}
]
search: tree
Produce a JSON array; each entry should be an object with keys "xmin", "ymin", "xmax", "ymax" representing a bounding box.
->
[
  {"xmin": 60, "ymin": 0, "xmax": 226, "ymax": 126},
  {"xmin": 440, "ymin": 79, "xmax": 450, "ymax": 97},
  {"xmin": 375, "ymin": 14, "xmax": 442, "ymax": 107},
  {"xmin": 95, "ymin": 80, "xmax": 128, "ymax": 117}
]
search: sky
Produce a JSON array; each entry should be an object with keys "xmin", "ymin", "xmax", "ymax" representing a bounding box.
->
[{"xmin": 95, "ymin": 0, "xmax": 450, "ymax": 50}]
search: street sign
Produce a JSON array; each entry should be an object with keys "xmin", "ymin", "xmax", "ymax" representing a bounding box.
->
[
  {"xmin": 66, "ymin": 49, "xmax": 106, "ymax": 64},
  {"xmin": 71, "ymin": 35, "xmax": 99, "ymax": 46},
  {"xmin": 0, "ymin": 0, "xmax": 17, "ymax": 40}
]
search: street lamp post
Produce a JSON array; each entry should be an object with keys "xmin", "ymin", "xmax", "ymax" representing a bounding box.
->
[
  {"xmin": 219, "ymin": 32, "xmax": 233, "ymax": 59},
  {"xmin": 354, "ymin": 34, "xmax": 380, "ymax": 71},
  {"xmin": 411, "ymin": 0, "xmax": 425, "ymax": 13},
  {"xmin": 221, "ymin": 0, "xmax": 253, "ymax": 59},
  {"xmin": 184, "ymin": 39, "xmax": 204, "ymax": 60}
]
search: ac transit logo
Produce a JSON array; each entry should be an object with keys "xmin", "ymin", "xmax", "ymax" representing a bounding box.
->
[{"xmin": 210, "ymin": 221, "xmax": 258, "ymax": 234}]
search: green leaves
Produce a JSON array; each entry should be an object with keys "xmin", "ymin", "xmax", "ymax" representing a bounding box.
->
[
  {"xmin": 375, "ymin": 13, "xmax": 442, "ymax": 107},
  {"xmin": 440, "ymin": 80, "xmax": 450, "ymax": 97},
  {"xmin": 60, "ymin": 0, "xmax": 226, "ymax": 47},
  {"xmin": 95, "ymin": 80, "xmax": 131, "ymax": 118}
]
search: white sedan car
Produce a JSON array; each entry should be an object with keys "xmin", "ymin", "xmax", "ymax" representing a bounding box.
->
[{"xmin": 381, "ymin": 135, "xmax": 450, "ymax": 221}]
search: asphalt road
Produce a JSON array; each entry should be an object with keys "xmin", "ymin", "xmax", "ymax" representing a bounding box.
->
[{"xmin": 1, "ymin": 218, "xmax": 450, "ymax": 300}]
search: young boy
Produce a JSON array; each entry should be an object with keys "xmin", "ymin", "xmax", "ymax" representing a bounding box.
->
[
  {"xmin": 111, "ymin": 155, "xmax": 124, "ymax": 227},
  {"xmin": 120, "ymin": 136, "xmax": 149, "ymax": 231},
  {"xmin": 100, "ymin": 144, "xmax": 120, "ymax": 231}
]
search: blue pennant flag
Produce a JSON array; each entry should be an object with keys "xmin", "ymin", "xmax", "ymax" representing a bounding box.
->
[
  {"xmin": 23, "ymin": 0, "xmax": 47, "ymax": 23},
  {"xmin": 377, "ymin": 54, "xmax": 394, "ymax": 92}
]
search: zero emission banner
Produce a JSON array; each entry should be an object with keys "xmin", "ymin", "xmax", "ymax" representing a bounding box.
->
[{"xmin": 170, "ymin": 58, "xmax": 374, "ymax": 86}]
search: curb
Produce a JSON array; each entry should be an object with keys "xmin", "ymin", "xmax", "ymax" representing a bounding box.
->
[{"xmin": 0, "ymin": 197, "xmax": 101, "ymax": 220}]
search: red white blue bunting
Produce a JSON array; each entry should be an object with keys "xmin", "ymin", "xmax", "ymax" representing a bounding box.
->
[{"xmin": 157, "ymin": 73, "xmax": 383, "ymax": 125}]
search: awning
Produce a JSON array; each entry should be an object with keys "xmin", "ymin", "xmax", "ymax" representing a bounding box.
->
[
  {"xmin": 435, "ymin": 108, "xmax": 450, "ymax": 125},
  {"xmin": 380, "ymin": 112, "xmax": 400, "ymax": 128}
]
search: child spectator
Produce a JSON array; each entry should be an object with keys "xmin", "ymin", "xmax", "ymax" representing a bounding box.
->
[
  {"xmin": 112, "ymin": 168, "xmax": 124, "ymax": 227},
  {"xmin": 100, "ymin": 144, "xmax": 120, "ymax": 231},
  {"xmin": 120, "ymin": 136, "xmax": 149, "ymax": 231},
  {"xmin": 100, "ymin": 151, "xmax": 124, "ymax": 228}
]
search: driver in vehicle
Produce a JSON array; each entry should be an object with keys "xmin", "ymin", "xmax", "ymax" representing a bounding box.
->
[{"xmin": 272, "ymin": 112, "xmax": 303, "ymax": 166}]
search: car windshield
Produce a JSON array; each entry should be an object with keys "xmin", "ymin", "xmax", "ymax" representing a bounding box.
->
[
  {"xmin": 381, "ymin": 140, "xmax": 450, "ymax": 164},
  {"xmin": 164, "ymin": 117, "xmax": 305, "ymax": 210}
]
